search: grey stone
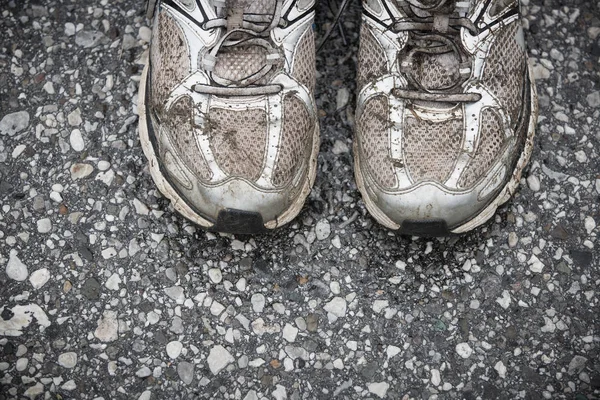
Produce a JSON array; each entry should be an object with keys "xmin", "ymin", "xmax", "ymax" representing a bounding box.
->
[
  {"xmin": 177, "ymin": 361, "xmax": 194, "ymax": 384},
  {"xmin": 0, "ymin": 111, "xmax": 29, "ymax": 136}
]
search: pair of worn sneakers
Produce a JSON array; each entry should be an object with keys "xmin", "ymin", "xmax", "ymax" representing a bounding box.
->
[{"xmin": 138, "ymin": 0, "xmax": 538, "ymax": 235}]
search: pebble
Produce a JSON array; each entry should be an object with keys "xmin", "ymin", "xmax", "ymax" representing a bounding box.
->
[
  {"xmin": 324, "ymin": 297, "xmax": 347, "ymax": 320},
  {"xmin": 67, "ymin": 108, "xmax": 82, "ymax": 126},
  {"xmin": 272, "ymin": 385, "xmax": 287, "ymax": 400},
  {"xmin": 584, "ymin": 216, "xmax": 596, "ymax": 235},
  {"xmin": 367, "ymin": 382, "xmax": 389, "ymax": 399},
  {"xmin": 105, "ymin": 273, "xmax": 121, "ymax": 291},
  {"xmin": 528, "ymin": 255, "xmax": 544, "ymax": 273},
  {"xmin": 586, "ymin": 91, "xmax": 600, "ymax": 108},
  {"xmin": 136, "ymin": 366, "xmax": 152, "ymax": 378},
  {"xmin": 508, "ymin": 232, "xmax": 518, "ymax": 247},
  {"xmin": 138, "ymin": 391, "xmax": 152, "ymax": 400},
  {"xmin": 16, "ymin": 358, "xmax": 28, "ymax": 372},
  {"xmin": 164, "ymin": 286, "xmax": 185, "ymax": 304},
  {"xmin": 208, "ymin": 268, "xmax": 222, "ymax": 284},
  {"xmin": 315, "ymin": 219, "xmax": 331, "ymax": 240},
  {"xmin": 282, "ymin": 323, "xmax": 298, "ymax": 343},
  {"xmin": 70, "ymin": 129, "xmax": 85, "ymax": 151},
  {"xmin": 64, "ymin": 22, "xmax": 76, "ymax": 36},
  {"xmin": 70, "ymin": 163, "xmax": 94, "ymax": 180},
  {"xmin": 431, "ymin": 368, "xmax": 441, "ymax": 386},
  {"xmin": 494, "ymin": 361, "xmax": 507, "ymax": 378},
  {"xmin": 29, "ymin": 268, "xmax": 50, "ymax": 289},
  {"xmin": 568, "ymin": 355, "xmax": 587, "ymax": 375},
  {"xmin": 58, "ymin": 352, "xmax": 78, "ymax": 369},
  {"xmin": 0, "ymin": 111, "xmax": 30, "ymax": 136},
  {"xmin": 37, "ymin": 218, "xmax": 52, "ymax": 233},
  {"xmin": 177, "ymin": 361, "xmax": 194, "ymax": 384},
  {"xmin": 336, "ymin": 87, "xmax": 350, "ymax": 110},
  {"xmin": 6, "ymin": 250, "xmax": 28, "ymax": 281},
  {"xmin": 207, "ymin": 345, "xmax": 234, "ymax": 375},
  {"xmin": 94, "ymin": 310, "xmax": 119, "ymax": 342},
  {"xmin": 455, "ymin": 342, "xmax": 473, "ymax": 358},
  {"xmin": 251, "ymin": 293, "xmax": 265, "ymax": 313},
  {"xmin": 75, "ymin": 30, "xmax": 105, "ymax": 48},
  {"xmin": 138, "ymin": 26, "xmax": 152, "ymax": 42},
  {"xmin": 166, "ymin": 341, "xmax": 183, "ymax": 359},
  {"xmin": 527, "ymin": 175, "xmax": 540, "ymax": 192}
]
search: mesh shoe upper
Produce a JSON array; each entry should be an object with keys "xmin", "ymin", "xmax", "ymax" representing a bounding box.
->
[
  {"xmin": 354, "ymin": 0, "xmax": 536, "ymax": 232},
  {"xmin": 143, "ymin": 0, "xmax": 318, "ymax": 226}
]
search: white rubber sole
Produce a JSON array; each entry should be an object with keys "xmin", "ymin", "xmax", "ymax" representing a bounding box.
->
[
  {"xmin": 137, "ymin": 65, "xmax": 320, "ymax": 231},
  {"xmin": 354, "ymin": 64, "xmax": 539, "ymax": 235}
]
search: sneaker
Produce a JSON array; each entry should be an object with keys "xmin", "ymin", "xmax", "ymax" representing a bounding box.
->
[
  {"xmin": 353, "ymin": 0, "xmax": 538, "ymax": 236},
  {"xmin": 138, "ymin": 0, "xmax": 319, "ymax": 234}
]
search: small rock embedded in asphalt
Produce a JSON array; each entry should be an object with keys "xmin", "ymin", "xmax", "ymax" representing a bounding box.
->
[
  {"xmin": 166, "ymin": 341, "xmax": 183, "ymax": 359},
  {"xmin": 207, "ymin": 345, "xmax": 234, "ymax": 375},
  {"xmin": 58, "ymin": 352, "xmax": 78, "ymax": 369},
  {"xmin": 324, "ymin": 297, "xmax": 347, "ymax": 321},
  {"xmin": 177, "ymin": 361, "xmax": 194, "ymax": 384},
  {"xmin": 208, "ymin": 268, "xmax": 222, "ymax": 284},
  {"xmin": 94, "ymin": 311, "xmax": 119, "ymax": 342},
  {"xmin": 136, "ymin": 366, "xmax": 152, "ymax": 378},
  {"xmin": 0, "ymin": 111, "xmax": 29, "ymax": 136},
  {"xmin": 367, "ymin": 382, "xmax": 389, "ymax": 398},
  {"xmin": 251, "ymin": 293, "xmax": 265, "ymax": 313},
  {"xmin": 29, "ymin": 268, "xmax": 50, "ymax": 289},
  {"xmin": 455, "ymin": 342, "xmax": 473, "ymax": 359},
  {"xmin": 37, "ymin": 218, "xmax": 52, "ymax": 233},
  {"xmin": 6, "ymin": 251, "xmax": 28, "ymax": 281},
  {"xmin": 315, "ymin": 219, "xmax": 331, "ymax": 241}
]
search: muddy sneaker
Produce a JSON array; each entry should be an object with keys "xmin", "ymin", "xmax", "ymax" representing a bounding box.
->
[
  {"xmin": 353, "ymin": 0, "xmax": 538, "ymax": 236},
  {"xmin": 138, "ymin": 0, "xmax": 319, "ymax": 234}
]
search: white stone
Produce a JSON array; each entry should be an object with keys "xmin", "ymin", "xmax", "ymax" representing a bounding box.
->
[
  {"xmin": 70, "ymin": 163, "xmax": 94, "ymax": 180},
  {"xmin": 367, "ymin": 382, "xmax": 389, "ymax": 398},
  {"xmin": 0, "ymin": 304, "xmax": 50, "ymax": 336},
  {"xmin": 455, "ymin": 342, "xmax": 473, "ymax": 358},
  {"xmin": 324, "ymin": 296, "xmax": 347, "ymax": 320},
  {"xmin": 166, "ymin": 341, "xmax": 183, "ymax": 359},
  {"xmin": 24, "ymin": 383, "xmax": 44, "ymax": 399},
  {"xmin": 105, "ymin": 273, "xmax": 121, "ymax": 291},
  {"xmin": 16, "ymin": 358, "xmax": 28, "ymax": 371},
  {"xmin": 272, "ymin": 385, "xmax": 287, "ymax": 400},
  {"xmin": 431, "ymin": 368, "xmax": 441, "ymax": 386},
  {"xmin": 94, "ymin": 310, "xmax": 119, "ymax": 342},
  {"xmin": 251, "ymin": 293, "xmax": 265, "ymax": 313},
  {"xmin": 29, "ymin": 268, "xmax": 50, "ymax": 289},
  {"xmin": 315, "ymin": 219, "xmax": 331, "ymax": 240},
  {"xmin": 101, "ymin": 247, "xmax": 117, "ymax": 259},
  {"xmin": 494, "ymin": 361, "xmax": 507, "ymax": 378},
  {"xmin": 133, "ymin": 198, "xmax": 150, "ymax": 215},
  {"xmin": 386, "ymin": 345, "xmax": 401, "ymax": 358},
  {"xmin": 0, "ymin": 111, "xmax": 30, "ymax": 136},
  {"xmin": 98, "ymin": 160, "xmax": 111, "ymax": 171},
  {"xmin": 527, "ymin": 175, "xmax": 540, "ymax": 192},
  {"xmin": 207, "ymin": 345, "xmax": 234, "ymax": 375},
  {"xmin": 138, "ymin": 391, "xmax": 152, "ymax": 400},
  {"xmin": 496, "ymin": 290, "xmax": 511, "ymax": 309},
  {"xmin": 208, "ymin": 268, "xmax": 222, "ymax": 284},
  {"xmin": 528, "ymin": 254, "xmax": 544, "ymax": 273},
  {"xmin": 12, "ymin": 144, "xmax": 26, "ymax": 158},
  {"xmin": 70, "ymin": 129, "xmax": 85, "ymax": 151},
  {"xmin": 336, "ymin": 87, "xmax": 350, "ymax": 110},
  {"xmin": 65, "ymin": 22, "xmax": 76, "ymax": 36},
  {"xmin": 584, "ymin": 216, "xmax": 596, "ymax": 235},
  {"xmin": 164, "ymin": 286, "xmax": 185, "ymax": 304},
  {"xmin": 136, "ymin": 366, "xmax": 152, "ymax": 377},
  {"xmin": 282, "ymin": 323, "xmax": 298, "ymax": 343},
  {"xmin": 138, "ymin": 26, "xmax": 152, "ymax": 42},
  {"xmin": 43, "ymin": 81, "xmax": 55, "ymax": 94},
  {"xmin": 372, "ymin": 300, "xmax": 388, "ymax": 314},
  {"xmin": 6, "ymin": 250, "xmax": 28, "ymax": 281},
  {"xmin": 37, "ymin": 218, "xmax": 52, "ymax": 233},
  {"xmin": 58, "ymin": 352, "xmax": 77, "ymax": 368},
  {"xmin": 68, "ymin": 108, "xmax": 82, "ymax": 126}
]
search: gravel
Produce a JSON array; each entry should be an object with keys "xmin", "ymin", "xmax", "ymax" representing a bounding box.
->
[{"xmin": 0, "ymin": 0, "xmax": 598, "ymax": 399}]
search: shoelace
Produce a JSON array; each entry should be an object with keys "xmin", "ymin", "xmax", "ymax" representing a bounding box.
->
[
  {"xmin": 193, "ymin": 0, "xmax": 285, "ymax": 96},
  {"xmin": 390, "ymin": 0, "xmax": 482, "ymax": 102}
]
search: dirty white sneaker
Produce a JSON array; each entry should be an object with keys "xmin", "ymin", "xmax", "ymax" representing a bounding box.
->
[
  {"xmin": 354, "ymin": 0, "xmax": 538, "ymax": 235},
  {"xmin": 138, "ymin": 0, "xmax": 319, "ymax": 234}
]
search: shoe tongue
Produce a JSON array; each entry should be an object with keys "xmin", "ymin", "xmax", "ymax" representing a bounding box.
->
[
  {"xmin": 225, "ymin": 0, "xmax": 276, "ymax": 14},
  {"xmin": 412, "ymin": 51, "xmax": 460, "ymax": 91}
]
